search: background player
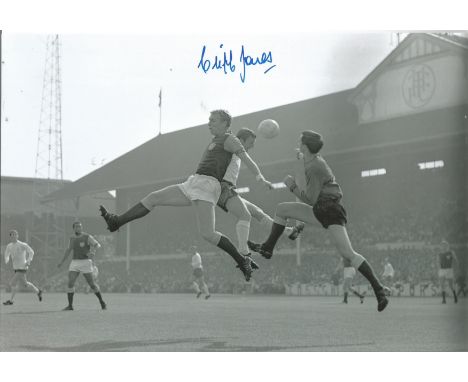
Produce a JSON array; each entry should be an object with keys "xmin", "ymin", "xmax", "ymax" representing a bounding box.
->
[
  {"xmin": 58, "ymin": 221, "xmax": 106, "ymax": 310},
  {"xmin": 382, "ymin": 257, "xmax": 395, "ymax": 289},
  {"xmin": 437, "ymin": 240, "xmax": 458, "ymax": 304},
  {"xmin": 331, "ymin": 259, "xmax": 341, "ymax": 296},
  {"xmin": 191, "ymin": 246, "xmax": 210, "ymax": 299},
  {"xmin": 341, "ymin": 257, "xmax": 366, "ymax": 304},
  {"xmin": 3, "ymin": 230, "xmax": 42, "ymax": 306},
  {"xmin": 217, "ymin": 127, "xmax": 305, "ymax": 249},
  {"xmin": 248, "ymin": 130, "xmax": 390, "ymax": 311},
  {"xmin": 100, "ymin": 110, "xmax": 273, "ymax": 281}
]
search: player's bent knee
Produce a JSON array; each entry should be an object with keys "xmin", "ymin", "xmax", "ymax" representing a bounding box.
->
[
  {"xmin": 350, "ymin": 253, "xmax": 365, "ymax": 268},
  {"xmin": 200, "ymin": 231, "xmax": 219, "ymax": 245},
  {"xmin": 141, "ymin": 193, "xmax": 157, "ymax": 210}
]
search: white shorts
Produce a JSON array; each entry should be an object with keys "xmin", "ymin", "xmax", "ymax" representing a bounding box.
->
[
  {"xmin": 343, "ymin": 267, "xmax": 356, "ymax": 279},
  {"xmin": 69, "ymin": 259, "xmax": 94, "ymax": 274},
  {"xmin": 178, "ymin": 174, "xmax": 221, "ymax": 205},
  {"xmin": 438, "ymin": 269, "xmax": 454, "ymax": 279},
  {"xmin": 92, "ymin": 265, "xmax": 99, "ymax": 278}
]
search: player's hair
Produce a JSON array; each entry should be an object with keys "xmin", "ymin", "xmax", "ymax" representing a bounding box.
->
[
  {"xmin": 72, "ymin": 221, "xmax": 82, "ymax": 228},
  {"xmin": 9, "ymin": 229, "xmax": 18, "ymax": 236},
  {"xmin": 210, "ymin": 109, "xmax": 232, "ymax": 127},
  {"xmin": 301, "ymin": 130, "xmax": 323, "ymax": 154},
  {"xmin": 236, "ymin": 127, "xmax": 256, "ymax": 142}
]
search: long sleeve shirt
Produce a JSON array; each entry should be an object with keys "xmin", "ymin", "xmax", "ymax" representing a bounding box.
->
[
  {"xmin": 4, "ymin": 241, "xmax": 35, "ymax": 270},
  {"xmin": 297, "ymin": 155, "xmax": 343, "ymax": 205}
]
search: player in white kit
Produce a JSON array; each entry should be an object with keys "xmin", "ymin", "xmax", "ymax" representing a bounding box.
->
[
  {"xmin": 191, "ymin": 247, "xmax": 210, "ymax": 299},
  {"xmin": 217, "ymin": 128, "xmax": 305, "ymax": 257},
  {"xmin": 382, "ymin": 258, "xmax": 395, "ymax": 288},
  {"xmin": 341, "ymin": 258, "xmax": 366, "ymax": 304},
  {"xmin": 3, "ymin": 230, "xmax": 43, "ymax": 306}
]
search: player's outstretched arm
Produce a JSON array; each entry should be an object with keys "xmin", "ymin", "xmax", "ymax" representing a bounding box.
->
[
  {"xmin": 236, "ymin": 151, "xmax": 272, "ymax": 189},
  {"xmin": 224, "ymin": 134, "xmax": 272, "ymax": 189}
]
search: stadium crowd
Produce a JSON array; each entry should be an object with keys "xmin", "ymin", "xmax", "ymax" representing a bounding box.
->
[
  {"xmin": 17, "ymin": 244, "xmax": 462, "ymax": 297},
  {"xmin": 1, "ymin": 193, "xmax": 466, "ymax": 296}
]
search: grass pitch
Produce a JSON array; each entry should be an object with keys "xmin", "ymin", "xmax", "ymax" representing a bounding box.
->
[{"xmin": 1, "ymin": 292, "xmax": 466, "ymax": 351}]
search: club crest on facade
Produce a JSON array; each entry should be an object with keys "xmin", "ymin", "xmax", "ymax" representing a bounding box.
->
[{"xmin": 402, "ymin": 64, "xmax": 436, "ymax": 109}]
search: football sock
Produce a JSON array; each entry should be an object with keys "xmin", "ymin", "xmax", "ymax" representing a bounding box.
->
[
  {"xmin": 236, "ymin": 220, "xmax": 251, "ymax": 255},
  {"xmin": 118, "ymin": 202, "xmax": 150, "ymax": 226},
  {"xmin": 263, "ymin": 222, "xmax": 286, "ymax": 252},
  {"xmin": 67, "ymin": 292, "xmax": 74, "ymax": 306},
  {"xmin": 358, "ymin": 260, "xmax": 383, "ymax": 293},
  {"xmin": 95, "ymin": 292, "xmax": 104, "ymax": 304},
  {"xmin": 217, "ymin": 235, "xmax": 245, "ymax": 264}
]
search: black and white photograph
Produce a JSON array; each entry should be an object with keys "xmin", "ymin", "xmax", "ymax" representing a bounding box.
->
[{"xmin": 0, "ymin": 1, "xmax": 467, "ymax": 379}]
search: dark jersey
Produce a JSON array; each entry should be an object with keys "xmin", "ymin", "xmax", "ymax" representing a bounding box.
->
[
  {"xmin": 70, "ymin": 234, "xmax": 91, "ymax": 260},
  {"xmin": 196, "ymin": 133, "xmax": 245, "ymax": 182},
  {"xmin": 439, "ymin": 251, "xmax": 455, "ymax": 269},
  {"xmin": 300, "ymin": 155, "xmax": 343, "ymax": 206}
]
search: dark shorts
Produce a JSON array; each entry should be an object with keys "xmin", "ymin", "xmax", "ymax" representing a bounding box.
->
[
  {"xmin": 14, "ymin": 269, "xmax": 27, "ymax": 274},
  {"xmin": 217, "ymin": 181, "xmax": 238, "ymax": 212},
  {"xmin": 313, "ymin": 198, "xmax": 347, "ymax": 229},
  {"xmin": 193, "ymin": 268, "xmax": 204, "ymax": 278}
]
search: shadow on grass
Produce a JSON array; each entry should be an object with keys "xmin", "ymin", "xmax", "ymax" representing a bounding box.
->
[
  {"xmin": 17, "ymin": 337, "xmax": 375, "ymax": 352},
  {"xmin": 5, "ymin": 310, "xmax": 67, "ymax": 315}
]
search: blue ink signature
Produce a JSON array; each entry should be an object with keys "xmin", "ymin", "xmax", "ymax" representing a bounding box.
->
[{"xmin": 197, "ymin": 44, "xmax": 276, "ymax": 83}]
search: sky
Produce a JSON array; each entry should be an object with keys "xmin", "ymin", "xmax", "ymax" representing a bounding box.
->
[{"xmin": 1, "ymin": 32, "xmax": 399, "ymax": 181}]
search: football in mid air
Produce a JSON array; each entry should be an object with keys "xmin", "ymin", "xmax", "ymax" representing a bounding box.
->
[{"xmin": 257, "ymin": 119, "xmax": 280, "ymax": 139}]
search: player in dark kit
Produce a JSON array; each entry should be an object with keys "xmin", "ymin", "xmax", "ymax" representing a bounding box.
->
[
  {"xmin": 437, "ymin": 240, "xmax": 458, "ymax": 304},
  {"xmin": 248, "ymin": 131, "xmax": 390, "ymax": 311},
  {"xmin": 58, "ymin": 221, "xmax": 107, "ymax": 311},
  {"xmin": 99, "ymin": 110, "xmax": 272, "ymax": 281}
]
